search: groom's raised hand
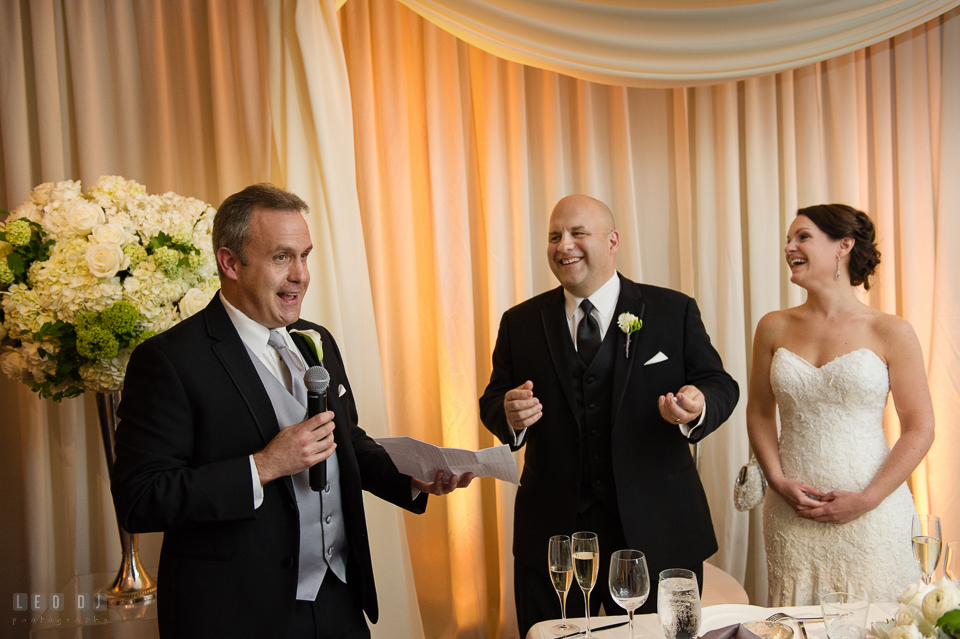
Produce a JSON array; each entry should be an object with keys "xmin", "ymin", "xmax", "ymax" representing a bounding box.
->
[
  {"xmin": 504, "ymin": 380, "xmax": 543, "ymax": 431},
  {"xmin": 658, "ymin": 385, "xmax": 705, "ymax": 426}
]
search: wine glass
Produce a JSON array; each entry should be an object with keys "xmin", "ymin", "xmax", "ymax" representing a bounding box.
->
[
  {"xmin": 608, "ymin": 549, "xmax": 650, "ymax": 639},
  {"xmin": 572, "ymin": 532, "xmax": 599, "ymax": 637},
  {"xmin": 548, "ymin": 535, "xmax": 579, "ymax": 636},
  {"xmin": 945, "ymin": 541, "xmax": 959, "ymax": 587},
  {"xmin": 658, "ymin": 568, "xmax": 701, "ymax": 639},
  {"xmin": 912, "ymin": 514, "xmax": 942, "ymax": 585}
]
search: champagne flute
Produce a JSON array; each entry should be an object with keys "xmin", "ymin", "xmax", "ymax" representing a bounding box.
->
[
  {"xmin": 945, "ymin": 541, "xmax": 959, "ymax": 587},
  {"xmin": 572, "ymin": 532, "xmax": 599, "ymax": 637},
  {"xmin": 548, "ymin": 535, "xmax": 579, "ymax": 636},
  {"xmin": 912, "ymin": 515, "xmax": 942, "ymax": 585},
  {"xmin": 608, "ymin": 549, "xmax": 650, "ymax": 639},
  {"xmin": 658, "ymin": 568, "xmax": 701, "ymax": 639}
]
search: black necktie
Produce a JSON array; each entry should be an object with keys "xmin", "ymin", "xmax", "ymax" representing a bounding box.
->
[{"xmin": 577, "ymin": 299, "xmax": 601, "ymax": 365}]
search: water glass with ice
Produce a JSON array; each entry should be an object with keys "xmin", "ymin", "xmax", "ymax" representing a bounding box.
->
[
  {"xmin": 820, "ymin": 592, "xmax": 870, "ymax": 639},
  {"xmin": 658, "ymin": 568, "xmax": 701, "ymax": 639}
]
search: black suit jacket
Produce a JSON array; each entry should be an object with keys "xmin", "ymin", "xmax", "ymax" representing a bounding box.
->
[
  {"xmin": 479, "ymin": 274, "xmax": 739, "ymax": 571},
  {"xmin": 112, "ymin": 292, "xmax": 426, "ymax": 638}
]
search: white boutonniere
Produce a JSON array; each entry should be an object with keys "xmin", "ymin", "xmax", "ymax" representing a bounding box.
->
[
  {"xmin": 290, "ymin": 329, "xmax": 323, "ymax": 362},
  {"xmin": 617, "ymin": 312, "xmax": 642, "ymax": 358}
]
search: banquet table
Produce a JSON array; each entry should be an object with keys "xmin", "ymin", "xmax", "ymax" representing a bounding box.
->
[{"xmin": 526, "ymin": 602, "xmax": 899, "ymax": 639}]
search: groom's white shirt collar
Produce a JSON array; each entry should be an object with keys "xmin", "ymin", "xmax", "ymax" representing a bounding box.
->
[{"xmin": 563, "ymin": 272, "xmax": 620, "ymax": 342}]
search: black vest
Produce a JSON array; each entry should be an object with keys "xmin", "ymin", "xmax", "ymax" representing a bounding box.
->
[{"xmin": 568, "ymin": 320, "xmax": 619, "ymax": 513}]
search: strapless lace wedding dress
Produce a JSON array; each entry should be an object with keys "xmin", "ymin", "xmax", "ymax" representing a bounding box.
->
[{"xmin": 763, "ymin": 348, "xmax": 920, "ymax": 606}]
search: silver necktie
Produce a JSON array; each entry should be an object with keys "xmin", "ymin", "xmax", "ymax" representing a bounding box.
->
[{"xmin": 267, "ymin": 330, "xmax": 308, "ymax": 408}]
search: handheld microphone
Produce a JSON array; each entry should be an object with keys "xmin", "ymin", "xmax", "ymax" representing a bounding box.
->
[{"xmin": 304, "ymin": 366, "xmax": 330, "ymax": 491}]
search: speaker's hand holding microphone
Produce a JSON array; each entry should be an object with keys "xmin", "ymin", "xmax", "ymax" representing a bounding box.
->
[{"xmin": 251, "ymin": 367, "xmax": 335, "ymax": 487}]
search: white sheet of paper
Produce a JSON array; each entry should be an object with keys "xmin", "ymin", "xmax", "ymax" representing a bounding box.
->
[{"xmin": 375, "ymin": 436, "xmax": 520, "ymax": 485}]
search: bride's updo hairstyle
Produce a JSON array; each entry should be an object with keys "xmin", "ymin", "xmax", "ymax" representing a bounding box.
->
[{"xmin": 797, "ymin": 204, "xmax": 881, "ymax": 290}]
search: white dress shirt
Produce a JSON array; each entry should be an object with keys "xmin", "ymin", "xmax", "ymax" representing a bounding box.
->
[{"xmin": 221, "ymin": 293, "xmax": 306, "ymax": 508}]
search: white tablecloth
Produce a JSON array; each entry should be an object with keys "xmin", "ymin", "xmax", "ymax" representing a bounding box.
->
[{"xmin": 526, "ymin": 603, "xmax": 898, "ymax": 639}]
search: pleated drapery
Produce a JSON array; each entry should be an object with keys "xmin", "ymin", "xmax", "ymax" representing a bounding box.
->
[
  {"xmin": 0, "ymin": 1, "xmax": 422, "ymax": 637},
  {"xmin": 394, "ymin": 0, "xmax": 960, "ymax": 87},
  {"xmin": 2, "ymin": 1, "xmax": 959, "ymax": 639},
  {"xmin": 339, "ymin": 2, "xmax": 960, "ymax": 636}
]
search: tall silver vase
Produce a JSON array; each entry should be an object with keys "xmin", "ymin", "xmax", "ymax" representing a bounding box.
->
[{"xmin": 95, "ymin": 391, "xmax": 157, "ymax": 605}]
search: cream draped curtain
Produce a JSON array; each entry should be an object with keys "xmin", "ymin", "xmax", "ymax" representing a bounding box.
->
[
  {"xmin": 339, "ymin": 0, "xmax": 960, "ymax": 636},
  {"xmin": 393, "ymin": 0, "xmax": 960, "ymax": 87},
  {"xmin": 0, "ymin": 1, "xmax": 422, "ymax": 637}
]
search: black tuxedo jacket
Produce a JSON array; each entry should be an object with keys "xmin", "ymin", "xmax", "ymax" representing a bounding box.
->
[
  {"xmin": 479, "ymin": 274, "xmax": 739, "ymax": 571},
  {"xmin": 112, "ymin": 293, "xmax": 426, "ymax": 638}
]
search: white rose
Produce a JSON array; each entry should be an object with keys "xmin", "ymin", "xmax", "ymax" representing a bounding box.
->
[
  {"xmin": 895, "ymin": 606, "xmax": 919, "ymax": 627},
  {"xmin": 0, "ymin": 349, "xmax": 25, "ymax": 381},
  {"xmin": 63, "ymin": 200, "xmax": 106, "ymax": 235},
  {"xmin": 11, "ymin": 202, "xmax": 43, "ymax": 223},
  {"xmin": 868, "ymin": 620, "xmax": 895, "ymax": 639},
  {"xmin": 85, "ymin": 242, "xmax": 129, "ymax": 278},
  {"xmin": 921, "ymin": 582, "xmax": 960, "ymax": 624},
  {"xmin": 897, "ymin": 581, "xmax": 927, "ymax": 608},
  {"xmin": 888, "ymin": 625, "xmax": 922, "ymax": 639},
  {"xmin": 178, "ymin": 288, "xmax": 211, "ymax": 319},
  {"xmin": 91, "ymin": 222, "xmax": 131, "ymax": 245}
]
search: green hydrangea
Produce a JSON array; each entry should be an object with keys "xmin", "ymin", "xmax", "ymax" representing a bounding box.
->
[
  {"xmin": 4, "ymin": 219, "xmax": 33, "ymax": 247},
  {"xmin": 124, "ymin": 244, "xmax": 148, "ymax": 268},
  {"xmin": 101, "ymin": 301, "xmax": 139, "ymax": 334},
  {"xmin": 76, "ymin": 325, "xmax": 120, "ymax": 360},
  {"xmin": 187, "ymin": 253, "xmax": 204, "ymax": 270},
  {"xmin": 75, "ymin": 312, "xmax": 101, "ymax": 333},
  {"xmin": 152, "ymin": 246, "xmax": 182, "ymax": 278},
  {"xmin": 171, "ymin": 229, "xmax": 193, "ymax": 247},
  {"xmin": 0, "ymin": 259, "xmax": 13, "ymax": 285}
]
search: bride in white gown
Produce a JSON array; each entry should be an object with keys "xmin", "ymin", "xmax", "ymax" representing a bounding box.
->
[{"xmin": 747, "ymin": 204, "xmax": 935, "ymax": 606}]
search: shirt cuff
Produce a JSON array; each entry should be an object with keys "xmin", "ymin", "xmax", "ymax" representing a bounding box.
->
[
  {"xmin": 511, "ymin": 425, "xmax": 528, "ymax": 447},
  {"xmin": 679, "ymin": 401, "xmax": 707, "ymax": 438},
  {"xmin": 250, "ymin": 455, "xmax": 264, "ymax": 509}
]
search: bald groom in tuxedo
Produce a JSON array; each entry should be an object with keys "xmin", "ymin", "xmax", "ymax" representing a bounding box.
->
[{"xmin": 480, "ymin": 195, "xmax": 739, "ymax": 637}]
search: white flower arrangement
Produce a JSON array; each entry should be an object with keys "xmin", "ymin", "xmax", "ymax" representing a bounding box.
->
[
  {"xmin": 0, "ymin": 177, "xmax": 220, "ymax": 399},
  {"xmin": 868, "ymin": 578, "xmax": 960, "ymax": 639}
]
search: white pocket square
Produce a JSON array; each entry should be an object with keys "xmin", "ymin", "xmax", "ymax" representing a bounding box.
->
[
  {"xmin": 338, "ymin": 384, "xmax": 347, "ymax": 397},
  {"xmin": 644, "ymin": 351, "xmax": 668, "ymax": 365}
]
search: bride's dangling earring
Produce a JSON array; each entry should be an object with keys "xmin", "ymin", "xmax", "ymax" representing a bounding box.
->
[{"xmin": 836, "ymin": 255, "xmax": 842, "ymax": 280}]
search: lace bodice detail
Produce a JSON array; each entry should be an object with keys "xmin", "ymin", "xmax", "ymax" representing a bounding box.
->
[
  {"xmin": 763, "ymin": 348, "xmax": 919, "ymax": 606},
  {"xmin": 771, "ymin": 348, "xmax": 891, "ymax": 490}
]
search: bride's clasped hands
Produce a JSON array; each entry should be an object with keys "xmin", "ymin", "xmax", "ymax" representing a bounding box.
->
[{"xmin": 791, "ymin": 487, "xmax": 880, "ymax": 524}]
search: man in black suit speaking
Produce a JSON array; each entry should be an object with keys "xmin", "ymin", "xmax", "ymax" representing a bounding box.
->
[
  {"xmin": 479, "ymin": 195, "xmax": 739, "ymax": 636},
  {"xmin": 112, "ymin": 184, "xmax": 471, "ymax": 638}
]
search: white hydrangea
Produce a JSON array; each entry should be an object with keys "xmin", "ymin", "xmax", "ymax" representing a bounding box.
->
[
  {"xmin": 2, "ymin": 284, "xmax": 55, "ymax": 338},
  {"xmin": 1, "ymin": 175, "xmax": 220, "ymax": 396},
  {"xmin": 26, "ymin": 237, "xmax": 123, "ymax": 323},
  {"xmin": 30, "ymin": 180, "xmax": 82, "ymax": 206},
  {"xmin": 78, "ymin": 350, "xmax": 131, "ymax": 392}
]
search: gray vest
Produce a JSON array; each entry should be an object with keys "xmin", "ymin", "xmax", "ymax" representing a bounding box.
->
[{"xmin": 244, "ymin": 344, "xmax": 348, "ymax": 601}]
